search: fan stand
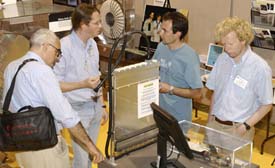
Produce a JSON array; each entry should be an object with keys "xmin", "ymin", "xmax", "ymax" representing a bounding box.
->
[{"xmin": 163, "ymin": 0, "xmax": 171, "ymax": 8}]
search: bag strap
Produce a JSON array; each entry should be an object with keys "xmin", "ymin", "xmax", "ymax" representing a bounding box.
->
[
  {"xmin": 17, "ymin": 105, "xmax": 33, "ymax": 112},
  {"xmin": 3, "ymin": 59, "xmax": 37, "ymax": 113}
]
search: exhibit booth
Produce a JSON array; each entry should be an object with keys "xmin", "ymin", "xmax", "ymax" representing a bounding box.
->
[{"xmin": 0, "ymin": 0, "xmax": 273, "ymax": 168}]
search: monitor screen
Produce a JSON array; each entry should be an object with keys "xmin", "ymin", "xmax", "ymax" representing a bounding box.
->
[
  {"xmin": 151, "ymin": 103, "xmax": 193, "ymax": 159},
  {"xmin": 206, "ymin": 43, "xmax": 224, "ymax": 67}
]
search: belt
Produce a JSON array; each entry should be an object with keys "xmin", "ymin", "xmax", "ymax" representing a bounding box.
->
[{"xmin": 214, "ymin": 116, "xmax": 234, "ymax": 126}]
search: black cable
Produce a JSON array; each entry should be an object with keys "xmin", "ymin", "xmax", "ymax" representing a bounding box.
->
[
  {"xmin": 93, "ymin": 31, "xmax": 151, "ymax": 92},
  {"xmin": 93, "ymin": 31, "xmax": 150, "ymax": 159},
  {"xmin": 104, "ymin": 32, "xmax": 127, "ymax": 159}
]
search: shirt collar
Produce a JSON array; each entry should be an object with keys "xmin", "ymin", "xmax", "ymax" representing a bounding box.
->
[
  {"xmin": 71, "ymin": 31, "xmax": 93, "ymax": 50},
  {"xmin": 25, "ymin": 51, "xmax": 47, "ymax": 65},
  {"xmin": 227, "ymin": 46, "xmax": 251, "ymax": 65},
  {"xmin": 239, "ymin": 46, "xmax": 251, "ymax": 64}
]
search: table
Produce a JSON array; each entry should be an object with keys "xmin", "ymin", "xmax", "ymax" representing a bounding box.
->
[
  {"xmin": 98, "ymin": 143, "xmax": 259, "ymax": 168},
  {"xmin": 192, "ymin": 87, "xmax": 212, "ymax": 117}
]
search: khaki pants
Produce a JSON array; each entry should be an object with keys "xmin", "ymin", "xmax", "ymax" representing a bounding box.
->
[
  {"xmin": 16, "ymin": 136, "xmax": 70, "ymax": 168},
  {"xmin": 207, "ymin": 119, "xmax": 255, "ymax": 141}
]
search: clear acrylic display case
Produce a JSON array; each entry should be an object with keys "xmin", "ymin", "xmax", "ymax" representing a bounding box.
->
[{"xmin": 179, "ymin": 120, "xmax": 252, "ymax": 168}]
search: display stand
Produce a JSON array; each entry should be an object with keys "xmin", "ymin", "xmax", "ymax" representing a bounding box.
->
[
  {"xmin": 150, "ymin": 134, "xmax": 186, "ymax": 168},
  {"xmin": 94, "ymin": 31, "xmax": 160, "ymax": 162}
]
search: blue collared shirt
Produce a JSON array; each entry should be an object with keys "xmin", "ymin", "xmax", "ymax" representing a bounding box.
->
[
  {"xmin": 206, "ymin": 46, "xmax": 273, "ymax": 122},
  {"xmin": 53, "ymin": 31, "xmax": 100, "ymax": 103},
  {"xmin": 2, "ymin": 52, "xmax": 80, "ymax": 132}
]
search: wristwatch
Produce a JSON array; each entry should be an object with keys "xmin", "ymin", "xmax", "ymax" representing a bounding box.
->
[
  {"xmin": 168, "ymin": 85, "xmax": 174, "ymax": 95},
  {"xmin": 243, "ymin": 122, "xmax": 251, "ymax": 131}
]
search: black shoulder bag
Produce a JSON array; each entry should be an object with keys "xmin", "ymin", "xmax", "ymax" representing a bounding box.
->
[{"xmin": 0, "ymin": 59, "xmax": 58, "ymax": 151}]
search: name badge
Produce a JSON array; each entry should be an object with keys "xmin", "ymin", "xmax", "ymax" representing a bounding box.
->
[{"xmin": 233, "ymin": 75, "xmax": 248, "ymax": 89}]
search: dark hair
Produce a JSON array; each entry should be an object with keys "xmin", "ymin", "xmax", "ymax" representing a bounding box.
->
[
  {"xmin": 162, "ymin": 12, "xmax": 188, "ymax": 40},
  {"xmin": 71, "ymin": 3, "xmax": 100, "ymax": 30}
]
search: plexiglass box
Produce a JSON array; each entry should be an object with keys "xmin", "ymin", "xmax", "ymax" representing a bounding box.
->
[{"xmin": 178, "ymin": 120, "xmax": 252, "ymax": 168}]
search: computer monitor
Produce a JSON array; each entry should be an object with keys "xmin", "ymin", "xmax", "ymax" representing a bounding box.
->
[
  {"xmin": 206, "ymin": 43, "xmax": 224, "ymax": 67},
  {"xmin": 150, "ymin": 103, "xmax": 193, "ymax": 167}
]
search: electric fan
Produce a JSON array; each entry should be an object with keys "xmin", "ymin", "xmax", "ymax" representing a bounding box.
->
[{"xmin": 100, "ymin": 0, "xmax": 125, "ymax": 39}]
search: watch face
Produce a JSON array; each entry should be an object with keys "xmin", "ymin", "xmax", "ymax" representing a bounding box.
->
[{"xmin": 244, "ymin": 122, "xmax": 250, "ymax": 130}]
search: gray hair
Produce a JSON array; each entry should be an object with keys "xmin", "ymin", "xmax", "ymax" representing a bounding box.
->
[{"xmin": 30, "ymin": 29, "xmax": 59, "ymax": 47}]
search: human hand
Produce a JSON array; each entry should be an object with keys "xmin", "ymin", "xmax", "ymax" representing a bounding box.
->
[
  {"xmin": 236, "ymin": 124, "xmax": 247, "ymax": 137},
  {"xmin": 159, "ymin": 82, "xmax": 170, "ymax": 93},
  {"xmin": 84, "ymin": 76, "xmax": 100, "ymax": 89},
  {"xmin": 89, "ymin": 146, "xmax": 105, "ymax": 164}
]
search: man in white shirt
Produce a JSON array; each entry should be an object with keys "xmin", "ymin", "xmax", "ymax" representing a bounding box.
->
[
  {"xmin": 2, "ymin": 28, "xmax": 104, "ymax": 168},
  {"xmin": 53, "ymin": 4, "xmax": 108, "ymax": 168}
]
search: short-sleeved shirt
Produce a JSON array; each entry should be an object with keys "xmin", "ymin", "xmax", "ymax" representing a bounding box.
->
[
  {"xmin": 153, "ymin": 43, "xmax": 203, "ymax": 121},
  {"xmin": 206, "ymin": 46, "xmax": 273, "ymax": 122}
]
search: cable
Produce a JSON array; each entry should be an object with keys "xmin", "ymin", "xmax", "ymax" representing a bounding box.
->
[{"xmin": 93, "ymin": 31, "xmax": 151, "ymax": 92}]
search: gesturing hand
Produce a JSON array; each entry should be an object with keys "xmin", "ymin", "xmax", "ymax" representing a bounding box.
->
[{"xmin": 84, "ymin": 76, "xmax": 100, "ymax": 89}]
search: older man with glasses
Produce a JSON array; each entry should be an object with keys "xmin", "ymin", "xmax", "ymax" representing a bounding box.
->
[{"xmin": 2, "ymin": 28, "xmax": 104, "ymax": 168}]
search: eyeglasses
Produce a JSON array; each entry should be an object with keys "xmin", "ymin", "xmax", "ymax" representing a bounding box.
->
[{"xmin": 48, "ymin": 43, "xmax": 62, "ymax": 58}]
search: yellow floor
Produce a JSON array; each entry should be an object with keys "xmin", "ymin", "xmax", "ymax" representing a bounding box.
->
[{"xmin": 4, "ymin": 109, "xmax": 275, "ymax": 168}]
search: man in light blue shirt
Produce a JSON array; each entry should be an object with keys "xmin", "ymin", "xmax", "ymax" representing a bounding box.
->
[
  {"xmin": 206, "ymin": 17, "xmax": 273, "ymax": 140},
  {"xmin": 53, "ymin": 4, "xmax": 108, "ymax": 168},
  {"xmin": 153, "ymin": 12, "xmax": 202, "ymax": 122},
  {"xmin": 2, "ymin": 29, "xmax": 104, "ymax": 168}
]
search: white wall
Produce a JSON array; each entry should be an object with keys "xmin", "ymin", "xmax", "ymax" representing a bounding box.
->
[{"xmin": 133, "ymin": 0, "xmax": 275, "ymax": 75}]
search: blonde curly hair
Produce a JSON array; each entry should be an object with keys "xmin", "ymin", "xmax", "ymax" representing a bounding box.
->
[{"xmin": 215, "ymin": 17, "xmax": 254, "ymax": 45}]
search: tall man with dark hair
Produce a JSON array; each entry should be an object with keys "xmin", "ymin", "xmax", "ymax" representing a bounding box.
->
[
  {"xmin": 153, "ymin": 12, "xmax": 203, "ymax": 122},
  {"xmin": 3, "ymin": 28, "xmax": 104, "ymax": 168},
  {"xmin": 54, "ymin": 3, "xmax": 108, "ymax": 168}
]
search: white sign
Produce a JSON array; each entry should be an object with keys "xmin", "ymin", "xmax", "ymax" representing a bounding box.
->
[
  {"xmin": 2, "ymin": 0, "xmax": 16, "ymax": 5},
  {"xmin": 49, "ymin": 20, "xmax": 72, "ymax": 33},
  {"xmin": 137, "ymin": 79, "xmax": 159, "ymax": 119},
  {"xmin": 153, "ymin": 0, "xmax": 165, "ymax": 7}
]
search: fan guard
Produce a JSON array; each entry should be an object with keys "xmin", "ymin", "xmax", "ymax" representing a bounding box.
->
[{"xmin": 100, "ymin": 0, "xmax": 125, "ymax": 39}]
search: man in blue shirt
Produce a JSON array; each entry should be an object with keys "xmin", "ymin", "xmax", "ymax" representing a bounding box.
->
[
  {"xmin": 2, "ymin": 28, "xmax": 104, "ymax": 168},
  {"xmin": 206, "ymin": 17, "xmax": 273, "ymax": 140},
  {"xmin": 153, "ymin": 12, "xmax": 203, "ymax": 122},
  {"xmin": 53, "ymin": 4, "xmax": 108, "ymax": 168}
]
